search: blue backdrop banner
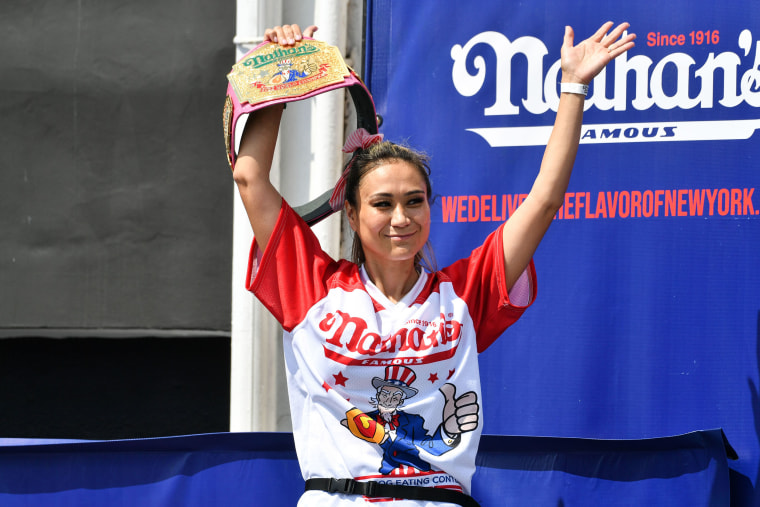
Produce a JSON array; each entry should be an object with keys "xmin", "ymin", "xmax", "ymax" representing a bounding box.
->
[{"xmin": 365, "ymin": 1, "xmax": 760, "ymax": 504}]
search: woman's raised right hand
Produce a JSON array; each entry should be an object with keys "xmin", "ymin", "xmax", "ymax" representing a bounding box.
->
[{"xmin": 264, "ymin": 24, "xmax": 318, "ymax": 47}]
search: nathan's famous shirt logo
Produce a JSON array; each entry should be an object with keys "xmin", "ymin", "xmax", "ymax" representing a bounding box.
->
[
  {"xmin": 319, "ymin": 311, "xmax": 463, "ymax": 366},
  {"xmin": 451, "ymin": 28, "xmax": 760, "ymax": 146}
]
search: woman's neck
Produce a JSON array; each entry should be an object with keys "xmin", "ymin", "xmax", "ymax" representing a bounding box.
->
[{"xmin": 362, "ymin": 259, "xmax": 419, "ymax": 304}]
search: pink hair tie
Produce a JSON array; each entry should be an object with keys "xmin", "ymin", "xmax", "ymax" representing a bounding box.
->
[
  {"xmin": 329, "ymin": 129, "xmax": 384, "ymax": 211},
  {"xmin": 342, "ymin": 128, "xmax": 384, "ymax": 153}
]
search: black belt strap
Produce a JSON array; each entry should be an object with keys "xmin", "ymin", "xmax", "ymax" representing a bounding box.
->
[{"xmin": 304, "ymin": 477, "xmax": 480, "ymax": 507}]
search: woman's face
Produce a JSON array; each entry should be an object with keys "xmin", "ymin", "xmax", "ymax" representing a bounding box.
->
[{"xmin": 346, "ymin": 160, "xmax": 431, "ymax": 266}]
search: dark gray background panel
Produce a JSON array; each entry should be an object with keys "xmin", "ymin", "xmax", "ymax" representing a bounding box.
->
[{"xmin": 0, "ymin": 0, "xmax": 236, "ymax": 330}]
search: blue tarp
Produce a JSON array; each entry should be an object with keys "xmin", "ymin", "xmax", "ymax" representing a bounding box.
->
[{"xmin": 0, "ymin": 430, "xmax": 734, "ymax": 506}]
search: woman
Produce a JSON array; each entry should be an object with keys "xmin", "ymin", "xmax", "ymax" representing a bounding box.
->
[{"xmin": 231, "ymin": 21, "xmax": 635, "ymax": 507}]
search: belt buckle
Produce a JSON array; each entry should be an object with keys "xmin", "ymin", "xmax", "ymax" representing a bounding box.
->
[{"xmin": 328, "ymin": 478, "xmax": 354, "ymax": 494}]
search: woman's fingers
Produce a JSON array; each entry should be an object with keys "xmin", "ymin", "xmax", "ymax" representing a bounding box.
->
[
  {"xmin": 591, "ymin": 21, "xmax": 615, "ymax": 43},
  {"xmin": 602, "ymin": 22, "xmax": 631, "ymax": 46},
  {"xmin": 303, "ymin": 25, "xmax": 319, "ymax": 39},
  {"xmin": 264, "ymin": 24, "xmax": 319, "ymax": 46}
]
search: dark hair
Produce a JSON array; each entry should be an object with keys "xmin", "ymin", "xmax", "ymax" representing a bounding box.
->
[{"xmin": 344, "ymin": 141, "xmax": 437, "ymax": 272}]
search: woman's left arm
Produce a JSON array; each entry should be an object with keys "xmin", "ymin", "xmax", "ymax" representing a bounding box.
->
[{"xmin": 501, "ymin": 22, "xmax": 636, "ymax": 290}]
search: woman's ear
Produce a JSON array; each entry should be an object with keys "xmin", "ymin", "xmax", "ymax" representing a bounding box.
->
[{"xmin": 345, "ymin": 202, "xmax": 358, "ymax": 232}]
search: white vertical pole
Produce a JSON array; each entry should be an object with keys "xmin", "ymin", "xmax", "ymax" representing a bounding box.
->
[
  {"xmin": 229, "ymin": 0, "xmax": 283, "ymax": 433},
  {"xmin": 309, "ymin": 0, "xmax": 349, "ymax": 259},
  {"xmin": 230, "ymin": 0, "xmax": 350, "ymax": 433}
]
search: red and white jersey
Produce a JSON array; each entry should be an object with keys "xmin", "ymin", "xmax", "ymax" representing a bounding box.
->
[{"xmin": 247, "ymin": 201, "xmax": 536, "ymax": 506}]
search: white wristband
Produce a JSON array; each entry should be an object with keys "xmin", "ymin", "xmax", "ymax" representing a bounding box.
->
[{"xmin": 560, "ymin": 82, "xmax": 589, "ymax": 96}]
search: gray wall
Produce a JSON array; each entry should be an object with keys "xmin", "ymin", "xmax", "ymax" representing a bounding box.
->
[
  {"xmin": 0, "ymin": 0, "xmax": 235, "ymax": 331},
  {"xmin": 0, "ymin": 0, "xmax": 236, "ymax": 438}
]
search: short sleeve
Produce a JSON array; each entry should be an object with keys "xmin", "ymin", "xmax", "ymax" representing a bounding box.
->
[
  {"xmin": 246, "ymin": 200, "xmax": 340, "ymax": 331},
  {"xmin": 440, "ymin": 222, "xmax": 537, "ymax": 353}
]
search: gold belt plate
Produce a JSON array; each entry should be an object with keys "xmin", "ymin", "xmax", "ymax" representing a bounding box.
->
[{"xmin": 227, "ymin": 39, "xmax": 351, "ymax": 107}]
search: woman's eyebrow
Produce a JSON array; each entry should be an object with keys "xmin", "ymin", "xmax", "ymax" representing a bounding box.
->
[{"xmin": 368, "ymin": 189, "xmax": 426, "ymax": 198}]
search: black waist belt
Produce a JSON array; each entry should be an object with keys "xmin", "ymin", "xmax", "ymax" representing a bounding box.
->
[{"xmin": 304, "ymin": 477, "xmax": 481, "ymax": 507}]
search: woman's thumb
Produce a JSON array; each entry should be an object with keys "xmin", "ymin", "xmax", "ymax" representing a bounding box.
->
[{"xmin": 564, "ymin": 25, "xmax": 575, "ymax": 48}]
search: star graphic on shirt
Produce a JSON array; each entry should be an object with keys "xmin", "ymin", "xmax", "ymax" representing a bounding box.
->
[
  {"xmin": 428, "ymin": 373, "xmax": 439, "ymax": 383},
  {"xmin": 333, "ymin": 371, "xmax": 348, "ymax": 386},
  {"xmin": 447, "ymin": 368, "xmax": 456, "ymax": 380},
  {"xmin": 322, "ymin": 381, "xmax": 332, "ymax": 393}
]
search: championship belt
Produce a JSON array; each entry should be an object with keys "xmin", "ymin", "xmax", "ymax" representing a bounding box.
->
[{"xmin": 223, "ymin": 38, "xmax": 379, "ymax": 226}]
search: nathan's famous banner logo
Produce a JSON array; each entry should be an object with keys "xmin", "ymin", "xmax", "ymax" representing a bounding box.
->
[
  {"xmin": 451, "ymin": 27, "xmax": 760, "ymax": 145},
  {"xmin": 442, "ymin": 26, "xmax": 759, "ymax": 224}
]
